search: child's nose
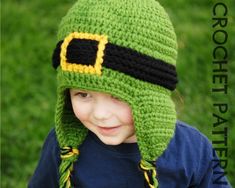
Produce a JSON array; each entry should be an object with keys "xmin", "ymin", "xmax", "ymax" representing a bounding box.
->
[{"xmin": 92, "ymin": 101, "xmax": 112, "ymax": 121}]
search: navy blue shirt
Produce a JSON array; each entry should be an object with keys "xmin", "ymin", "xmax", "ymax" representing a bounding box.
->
[{"xmin": 28, "ymin": 121, "xmax": 231, "ymax": 187}]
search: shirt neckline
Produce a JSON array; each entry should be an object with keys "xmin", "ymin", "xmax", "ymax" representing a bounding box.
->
[{"xmin": 88, "ymin": 131, "xmax": 140, "ymax": 155}]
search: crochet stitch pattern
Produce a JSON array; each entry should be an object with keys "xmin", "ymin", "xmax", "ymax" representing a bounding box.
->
[
  {"xmin": 53, "ymin": 0, "xmax": 178, "ymax": 187},
  {"xmin": 53, "ymin": 36, "xmax": 178, "ymax": 90},
  {"xmin": 60, "ymin": 32, "xmax": 108, "ymax": 75}
]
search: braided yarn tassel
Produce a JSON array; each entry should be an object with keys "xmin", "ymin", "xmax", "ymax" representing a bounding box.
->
[
  {"xmin": 59, "ymin": 146, "xmax": 79, "ymax": 188},
  {"xmin": 139, "ymin": 160, "xmax": 158, "ymax": 188}
]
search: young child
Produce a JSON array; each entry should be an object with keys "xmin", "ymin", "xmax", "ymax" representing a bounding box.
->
[{"xmin": 29, "ymin": 0, "xmax": 231, "ymax": 187}]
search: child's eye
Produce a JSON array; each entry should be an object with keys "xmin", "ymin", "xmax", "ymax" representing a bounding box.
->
[
  {"xmin": 111, "ymin": 96, "xmax": 118, "ymax": 100},
  {"xmin": 111, "ymin": 95, "xmax": 121, "ymax": 101},
  {"xmin": 76, "ymin": 92, "xmax": 91, "ymax": 98}
]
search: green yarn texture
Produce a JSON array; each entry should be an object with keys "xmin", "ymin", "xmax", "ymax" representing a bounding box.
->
[
  {"xmin": 54, "ymin": 0, "xmax": 178, "ymax": 187},
  {"xmin": 58, "ymin": 0, "xmax": 177, "ymax": 65}
]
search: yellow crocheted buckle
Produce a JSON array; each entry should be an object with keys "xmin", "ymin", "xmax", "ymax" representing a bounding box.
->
[{"xmin": 60, "ymin": 32, "xmax": 108, "ymax": 75}]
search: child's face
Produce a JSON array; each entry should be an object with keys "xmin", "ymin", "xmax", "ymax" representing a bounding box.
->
[{"xmin": 70, "ymin": 89, "xmax": 137, "ymax": 145}]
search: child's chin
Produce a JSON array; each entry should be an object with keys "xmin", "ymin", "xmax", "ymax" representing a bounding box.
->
[{"xmin": 98, "ymin": 136, "xmax": 123, "ymax": 146}]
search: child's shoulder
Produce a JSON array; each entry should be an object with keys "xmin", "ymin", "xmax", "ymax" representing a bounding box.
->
[
  {"xmin": 156, "ymin": 121, "xmax": 230, "ymax": 187},
  {"xmin": 28, "ymin": 129, "xmax": 60, "ymax": 187},
  {"xmin": 175, "ymin": 120, "xmax": 211, "ymax": 145},
  {"xmin": 44, "ymin": 128, "xmax": 58, "ymax": 145},
  {"xmin": 162, "ymin": 121, "xmax": 213, "ymax": 163},
  {"xmin": 159, "ymin": 120, "xmax": 213, "ymax": 169},
  {"xmin": 41, "ymin": 128, "xmax": 60, "ymax": 158}
]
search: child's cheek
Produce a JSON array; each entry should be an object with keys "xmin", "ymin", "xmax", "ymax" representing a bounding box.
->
[
  {"xmin": 117, "ymin": 103, "xmax": 134, "ymax": 125},
  {"xmin": 124, "ymin": 109, "xmax": 134, "ymax": 125},
  {"xmin": 71, "ymin": 102, "xmax": 91, "ymax": 121}
]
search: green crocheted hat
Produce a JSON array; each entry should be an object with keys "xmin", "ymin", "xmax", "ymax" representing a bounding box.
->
[{"xmin": 52, "ymin": 0, "xmax": 178, "ymax": 187}]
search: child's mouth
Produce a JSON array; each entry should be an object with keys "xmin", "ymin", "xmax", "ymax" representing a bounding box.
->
[{"xmin": 97, "ymin": 125, "xmax": 121, "ymax": 135}]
